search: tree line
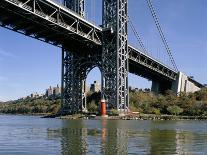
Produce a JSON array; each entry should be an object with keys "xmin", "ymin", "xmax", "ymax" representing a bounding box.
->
[
  {"xmin": 129, "ymin": 88, "xmax": 207, "ymax": 116},
  {"xmin": 0, "ymin": 98, "xmax": 60, "ymax": 115},
  {"xmin": 0, "ymin": 88, "xmax": 207, "ymax": 116}
]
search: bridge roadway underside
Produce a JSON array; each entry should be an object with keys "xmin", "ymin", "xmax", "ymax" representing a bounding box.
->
[
  {"xmin": 0, "ymin": 0, "xmax": 178, "ymax": 95},
  {"xmin": 129, "ymin": 60, "xmax": 173, "ymax": 93},
  {"xmin": 0, "ymin": 0, "xmax": 102, "ymax": 54}
]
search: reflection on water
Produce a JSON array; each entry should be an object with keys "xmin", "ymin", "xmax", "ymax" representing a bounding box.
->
[
  {"xmin": 1, "ymin": 115, "xmax": 207, "ymax": 155},
  {"xmin": 150, "ymin": 130, "xmax": 177, "ymax": 154}
]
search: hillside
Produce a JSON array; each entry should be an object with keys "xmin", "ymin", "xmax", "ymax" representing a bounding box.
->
[{"xmin": 0, "ymin": 88, "xmax": 207, "ymax": 116}]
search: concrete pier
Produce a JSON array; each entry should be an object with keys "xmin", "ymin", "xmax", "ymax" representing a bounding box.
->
[{"xmin": 152, "ymin": 72, "xmax": 203, "ymax": 95}]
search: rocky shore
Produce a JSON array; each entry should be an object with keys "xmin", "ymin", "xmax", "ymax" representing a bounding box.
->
[{"xmin": 55, "ymin": 113, "xmax": 207, "ymax": 121}]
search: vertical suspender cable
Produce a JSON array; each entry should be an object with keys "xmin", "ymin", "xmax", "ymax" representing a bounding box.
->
[
  {"xmin": 93, "ymin": 0, "xmax": 96, "ymax": 24},
  {"xmin": 146, "ymin": 0, "xmax": 178, "ymax": 71},
  {"xmin": 128, "ymin": 16, "xmax": 149, "ymax": 55}
]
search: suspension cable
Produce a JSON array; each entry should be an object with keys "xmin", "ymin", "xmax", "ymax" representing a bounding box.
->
[
  {"xmin": 128, "ymin": 16, "xmax": 148, "ymax": 55},
  {"xmin": 146, "ymin": 0, "xmax": 178, "ymax": 71},
  {"xmin": 91, "ymin": 0, "xmax": 95, "ymax": 24}
]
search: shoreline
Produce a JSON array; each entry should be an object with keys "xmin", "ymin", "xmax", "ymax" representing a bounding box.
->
[
  {"xmin": 0, "ymin": 113, "xmax": 49, "ymax": 117},
  {"xmin": 1, "ymin": 113, "xmax": 207, "ymax": 120},
  {"xmin": 57, "ymin": 113, "xmax": 207, "ymax": 121}
]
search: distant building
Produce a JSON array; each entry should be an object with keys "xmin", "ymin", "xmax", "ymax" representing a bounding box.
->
[
  {"xmin": 134, "ymin": 88, "xmax": 139, "ymax": 92},
  {"xmin": 46, "ymin": 85, "xmax": 61, "ymax": 97},
  {"xmin": 144, "ymin": 88, "xmax": 150, "ymax": 92},
  {"xmin": 86, "ymin": 86, "xmax": 90, "ymax": 93},
  {"xmin": 90, "ymin": 81, "xmax": 101, "ymax": 93},
  {"xmin": 53, "ymin": 85, "xmax": 61, "ymax": 95},
  {"xmin": 30, "ymin": 93, "xmax": 34, "ymax": 98},
  {"xmin": 129, "ymin": 87, "xmax": 151, "ymax": 93},
  {"xmin": 46, "ymin": 86, "xmax": 53, "ymax": 97},
  {"xmin": 30, "ymin": 92, "xmax": 40, "ymax": 98}
]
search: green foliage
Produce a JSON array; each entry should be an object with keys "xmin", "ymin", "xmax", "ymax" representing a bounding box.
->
[
  {"xmin": 128, "ymin": 88, "xmax": 207, "ymax": 116},
  {"xmin": 194, "ymin": 88, "xmax": 207, "ymax": 101},
  {"xmin": 0, "ymin": 98, "xmax": 61, "ymax": 115},
  {"xmin": 1, "ymin": 88, "xmax": 207, "ymax": 116},
  {"xmin": 0, "ymin": 92, "xmax": 101, "ymax": 115},
  {"xmin": 167, "ymin": 105, "xmax": 183, "ymax": 116},
  {"xmin": 109, "ymin": 109, "xmax": 119, "ymax": 116},
  {"xmin": 87, "ymin": 100, "xmax": 99, "ymax": 113},
  {"xmin": 151, "ymin": 108, "xmax": 161, "ymax": 115}
]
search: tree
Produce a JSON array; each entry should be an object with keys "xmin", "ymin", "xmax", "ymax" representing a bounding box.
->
[
  {"xmin": 167, "ymin": 105, "xmax": 183, "ymax": 116},
  {"xmin": 195, "ymin": 88, "xmax": 207, "ymax": 101},
  {"xmin": 88, "ymin": 100, "xmax": 98, "ymax": 113}
]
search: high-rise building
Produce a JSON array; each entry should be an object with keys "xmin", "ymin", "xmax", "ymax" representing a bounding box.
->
[
  {"xmin": 53, "ymin": 85, "xmax": 61, "ymax": 95},
  {"xmin": 46, "ymin": 85, "xmax": 61, "ymax": 97},
  {"xmin": 90, "ymin": 81, "xmax": 101, "ymax": 93},
  {"xmin": 46, "ymin": 86, "xmax": 53, "ymax": 97}
]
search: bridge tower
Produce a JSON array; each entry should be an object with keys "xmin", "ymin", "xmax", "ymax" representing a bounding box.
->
[
  {"xmin": 61, "ymin": 0, "xmax": 87, "ymax": 114},
  {"xmin": 62, "ymin": 0, "xmax": 102, "ymax": 114},
  {"xmin": 64, "ymin": 0, "xmax": 85, "ymax": 18},
  {"xmin": 102, "ymin": 0, "xmax": 129, "ymax": 111},
  {"xmin": 61, "ymin": 0, "xmax": 129, "ymax": 114}
]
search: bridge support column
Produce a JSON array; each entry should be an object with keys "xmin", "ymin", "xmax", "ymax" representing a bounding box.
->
[
  {"xmin": 102, "ymin": 0, "xmax": 129, "ymax": 111},
  {"xmin": 151, "ymin": 80, "xmax": 172, "ymax": 94},
  {"xmin": 151, "ymin": 81, "xmax": 160, "ymax": 94},
  {"xmin": 61, "ymin": 48, "xmax": 101, "ymax": 114},
  {"xmin": 171, "ymin": 72, "xmax": 201, "ymax": 95},
  {"xmin": 61, "ymin": 49, "xmax": 85, "ymax": 114}
]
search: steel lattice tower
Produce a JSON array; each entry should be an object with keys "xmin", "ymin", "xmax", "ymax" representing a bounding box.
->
[
  {"xmin": 102, "ymin": 0, "xmax": 129, "ymax": 111},
  {"xmin": 61, "ymin": 0, "xmax": 87, "ymax": 114},
  {"xmin": 61, "ymin": 0, "xmax": 129, "ymax": 114}
]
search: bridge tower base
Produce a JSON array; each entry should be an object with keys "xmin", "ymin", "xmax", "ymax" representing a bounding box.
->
[
  {"xmin": 61, "ymin": 49, "xmax": 84, "ymax": 114},
  {"xmin": 61, "ymin": 48, "xmax": 102, "ymax": 114}
]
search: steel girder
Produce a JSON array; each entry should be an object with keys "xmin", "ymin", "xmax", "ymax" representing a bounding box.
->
[
  {"xmin": 102, "ymin": 0, "xmax": 129, "ymax": 111},
  {"xmin": 64, "ymin": 0, "xmax": 85, "ymax": 18},
  {"xmin": 0, "ymin": 0, "xmax": 177, "ymax": 81},
  {"xmin": 128, "ymin": 46, "xmax": 177, "ymax": 81},
  {"xmin": 0, "ymin": 0, "xmax": 101, "ymax": 46}
]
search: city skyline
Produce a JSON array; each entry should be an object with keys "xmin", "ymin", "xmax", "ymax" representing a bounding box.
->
[
  {"xmin": 16, "ymin": 81, "xmax": 101, "ymax": 100},
  {"xmin": 0, "ymin": 0, "xmax": 207, "ymax": 101}
]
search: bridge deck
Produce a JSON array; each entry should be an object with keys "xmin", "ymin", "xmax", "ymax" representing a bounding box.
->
[
  {"xmin": 0, "ymin": 0, "xmax": 178, "ymax": 81},
  {"xmin": 0, "ymin": 0, "xmax": 102, "ymax": 51},
  {"xmin": 129, "ymin": 46, "xmax": 177, "ymax": 81}
]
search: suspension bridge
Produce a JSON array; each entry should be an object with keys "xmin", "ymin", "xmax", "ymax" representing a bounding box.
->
[{"xmin": 0, "ymin": 0, "xmax": 203, "ymax": 113}]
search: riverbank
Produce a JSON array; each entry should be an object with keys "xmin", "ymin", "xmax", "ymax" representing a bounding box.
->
[
  {"xmin": 57, "ymin": 113, "xmax": 207, "ymax": 121},
  {"xmin": 1, "ymin": 88, "xmax": 207, "ymax": 120},
  {"xmin": 1, "ymin": 112, "xmax": 207, "ymax": 121},
  {"xmin": 0, "ymin": 112, "xmax": 50, "ymax": 117}
]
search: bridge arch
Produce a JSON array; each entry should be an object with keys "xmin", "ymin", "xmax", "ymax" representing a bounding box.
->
[
  {"xmin": 74, "ymin": 57, "xmax": 102, "ymax": 112},
  {"xmin": 61, "ymin": 48, "xmax": 102, "ymax": 114},
  {"xmin": 85, "ymin": 66, "xmax": 102, "ymax": 113}
]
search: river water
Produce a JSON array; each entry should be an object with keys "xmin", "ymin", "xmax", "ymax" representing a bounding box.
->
[{"xmin": 0, "ymin": 115, "xmax": 207, "ymax": 155}]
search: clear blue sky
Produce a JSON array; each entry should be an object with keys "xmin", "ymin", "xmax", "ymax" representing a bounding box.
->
[{"xmin": 0, "ymin": 0, "xmax": 207, "ymax": 101}]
